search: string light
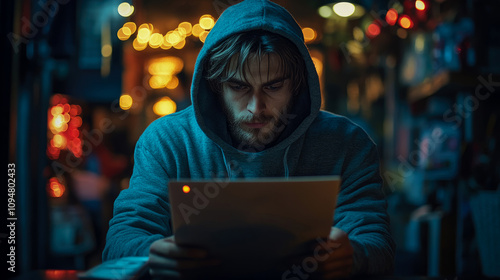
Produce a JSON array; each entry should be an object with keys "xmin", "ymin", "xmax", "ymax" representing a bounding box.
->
[{"xmin": 47, "ymin": 94, "xmax": 82, "ymax": 159}]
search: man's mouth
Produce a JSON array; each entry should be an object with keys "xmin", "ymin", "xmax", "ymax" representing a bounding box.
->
[{"xmin": 243, "ymin": 122, "xmax": 268, "ymax": 129}]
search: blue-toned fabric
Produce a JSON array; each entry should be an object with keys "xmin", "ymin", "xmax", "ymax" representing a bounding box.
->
[{"xmin": 103, "ymin": 0, "xmax": 395, "ymax": 275}]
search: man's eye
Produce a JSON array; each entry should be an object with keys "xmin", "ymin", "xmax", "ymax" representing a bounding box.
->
[
  {"xmin": 229, "ymin": 84, "xmax": 248, "ymax": 91},
  {"xmin": 265, "ymin": 82, "xmax": 283, "ymax": 91}
]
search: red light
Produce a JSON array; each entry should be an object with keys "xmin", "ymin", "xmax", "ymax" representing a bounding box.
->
[
  {"xmin": 182, "ymin": 185, "xmax": 190, "ymax": 193},
  {"xmin": 386, "ymin": 9, "xmax": 398, "ymax": 26},
  {"xmin": 47, "ymin": 95, "xmax": 83, "ymax": 159},
  {"xmin": 366, "ymin": 23, "xmax": 381, "ymax": 38},
  {"xmin": 415, "ymin": 0, "xmax": 426, "ymax": 11},
  {"xmin": 399, "ymin": 15, "xmax": 413, "ymax": 29},
  {"xmin": 48, "ymin": 177, "xmax": 66, "ymax": 198}
]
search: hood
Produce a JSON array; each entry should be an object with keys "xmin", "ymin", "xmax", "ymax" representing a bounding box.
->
[{"xmin": 191, "ymin": 0, "xmax": 321, "ymax": 154}]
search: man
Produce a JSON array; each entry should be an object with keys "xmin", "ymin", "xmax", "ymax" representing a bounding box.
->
[{"xmin": 103, "ymin": 0, "xmax": 395, "ymax": 279}]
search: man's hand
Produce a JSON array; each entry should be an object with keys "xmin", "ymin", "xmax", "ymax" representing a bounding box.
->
[
  {"xmin": 316, "ymin": 227, "xmax": 354, "ymax": 279},
  {"xmin": 148, "ymin": 236, "xmax": 220, "ymax": 279},
  {"xmin": 284, "ymin": 227, "xmax": 354, "ymax": 280}
]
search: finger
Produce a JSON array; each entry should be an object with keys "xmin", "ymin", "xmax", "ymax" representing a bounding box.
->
[
  {"xmin": 316, "ymin": 241, "xmax": 353, "ymax": 260},
  {"xmin": 329, "ymin": 227, "xmax": 348, "ymax": 241},
  {"xmin": 312, "ymin": 238, "xmax": 342, "ymax": 255}
]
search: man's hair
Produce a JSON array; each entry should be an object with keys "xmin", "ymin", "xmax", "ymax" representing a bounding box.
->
[{"xmin": 204, "ymin": 30, "xmax": 307, "ymax": 95}]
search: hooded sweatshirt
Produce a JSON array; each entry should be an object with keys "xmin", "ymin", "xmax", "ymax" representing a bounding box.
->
[{"xmin": 103, "ymin": 0, "xmax": 395, "ymax": 275}]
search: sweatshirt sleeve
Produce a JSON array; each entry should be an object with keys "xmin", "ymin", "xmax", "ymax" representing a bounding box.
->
[
  {"xmin": 333, "ymin": 126, "xmax": 395, "ymax": 276},
  {"xmin": 102, "ymin": 139, "xmax": 173, "ymax": 261}
]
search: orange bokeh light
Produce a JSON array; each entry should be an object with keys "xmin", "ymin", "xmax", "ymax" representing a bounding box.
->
[
  {"xmin": 182, "ymin": 185, "xmax": 190, "ymax": 193},
  {"xmin": 47, "ymin": 95, "xmax": 83, "ymax": 159},
  {"xmin": 366, "ymin": 23, "xmax": 381, "ymax": 38},
  {"xmin": 386, "ymin": 9, "xmax": 398, "ymax": 26},
  {"xmin": 399, "ymin": 15, "xmax": 413, "ymax": 29},
  {"xmin": 48, "ymin": 177, "xmax": 66, "ymax": 198}
]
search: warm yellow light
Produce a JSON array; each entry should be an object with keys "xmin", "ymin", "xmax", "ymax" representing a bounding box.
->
[
  {"xmin": 117, "ymin": 2, "xmax": 134, "ymax": 17},
  {"xmin": 182, "ymin": 185, "xmax": 190, "ymax": 193},
  {"xmin": 176, "ymin": 29, "xmax": 187, "ymax": 39},
  {"xmin": 173, "ymin": 39, "xmax": 186, "ymax": 49},
  {"xmin": 177, "ymin": 27, "xmax": 187, "ymax": 36},
  {"xmin": 199, "ymin": 15, "xmax": 215, "ymax": 30},
  {"xmin": 199, "ymin": 31, "xmax": 209, "ymax": 43},
  {"xmin": 353, "ymin": 27, "xmax": 364, "ymax": 41},
  {"xmin": 149, "ymin": 33, "xmax": 164, "ymax": 48},
  {"xmin": 397, "ymin": 28, "xmax": 408, "ymax": 39},
  {"xmin": 318, "ymin": 6, "xmax": 333, "ymax": 18},
  {"xmin": 399, "ymin": 16, "xmax": 413, "ymax": 29},
  {"xmin": 122, "ymin": 27, "xmax": 132, "ymax": 36},
  {"xmin": 346, "ymin": 40, "xmax": 363, "ymax": 55},
  {"xmin": 161, "ymin": 37, "xmax": 172, "ymax": 50},
  {"xmin": 149, "ymin": 75, "xmax": 170, "ymax": 89},
  {"xmin": 139, "ymin": 23, "xmax": 152, "ymax": 31},
  {"xmin": 53, "ymin": 115, "xmax": 65, "ymax": 129},
  {"xmin": 101, "ymin": 44, "xmax": 112, "ymax": 57},
  {"xmin": 123, "ymin": 22, "xmax": 137, "ymax": 34},
  {"xmin": 333, "ymin": 2, "xmax": 355, "ymax": 17},
  {"xmin": 178, "ymin": 22, "xmax": 192, "ymax": 36},
  {"xmin": 153, "ymin": 97, "xmax": 177, "ymax": 116},
  {"xmin": 117, "ymin": 28, "xmax": 130, "ymax": 40},
  {"xmin": 192, "ymin": 24, "xmax": 204, "ymax": 37},
  {"xmin": 166, "ymin": 76, "xmax": 179, "ymax": 89},
  {"xmin": 148, "ymin": 56, "xmax": 184, "ymax": 75},
  {"xmin": 52, "ymin": 134, "xmax": 67, "ymax": 149},
  {"xmin": 415, "ymin": 0, "xmax": 426, "ymax": 11},
  {"xmin": 48, "ymin": 178, "xmax": 66, "ymax": 198},
  {"xmin": 51, "ymin": 106, "xmax": 63, "ymax": 116},
  {"xmin": 311, "ymin": 57, "xmax": 323, "ymax": 77},
  {"xmin": 302, "ymin": 27, "xmax": 316, "ymax": 43},
  {"xmin": 166, "ymin": 31, "xmax": 182, "ymax": 45},
  {"xmin": 137, "ymin": 27, "xmax": 152, "ymax": 43},
  {"xmin": 119, "ymin": 94, "xmax": 133, "ymax": 110},
  {"xmin": 133, "ymin": 38, "xmax": 147, "ymax": 51},
  {"xmin": 415, "ymin": 34, "xmax": 425, "ymax": 53}
]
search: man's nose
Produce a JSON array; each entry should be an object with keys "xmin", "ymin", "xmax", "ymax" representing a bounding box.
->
[{"xmin": 247, "ymin": 91, "xmax": 266, "ymax": 115}]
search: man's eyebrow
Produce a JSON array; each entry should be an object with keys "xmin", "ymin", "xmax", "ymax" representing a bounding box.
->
[
  {"xmin": 225, "ymin": 78, "xmax": 250, "ymax": 85},
  {"xmin": 262, "ymin": 76, "xmax": 288, "ymax": 86},
  {"xmin": 225, "ymin": 76, "xmax": 289, "ymax": 86}
]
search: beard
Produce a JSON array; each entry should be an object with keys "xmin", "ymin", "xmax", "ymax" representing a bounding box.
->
[{"xmin": 224, "ymin": 105, "xmax": 291, "ymax": 152}]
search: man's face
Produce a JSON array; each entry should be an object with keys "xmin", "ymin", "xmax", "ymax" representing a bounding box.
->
[{"xmin": 219, "ymin": 54, "xmax": 294, "ymax": 149}]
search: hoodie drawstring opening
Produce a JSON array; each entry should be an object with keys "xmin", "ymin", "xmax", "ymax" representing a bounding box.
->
[
  {"xmin": 283, "ymin": 145, "xmax": 290, "ymax": 178},
  {"xmin": 220, "ymin": 148, "xmax": 232, "ymax": 178}
]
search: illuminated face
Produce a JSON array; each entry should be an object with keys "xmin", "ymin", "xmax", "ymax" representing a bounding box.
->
[{"xmin": 220, "ymin": 54, "xmax": 294, "ymax": 150}]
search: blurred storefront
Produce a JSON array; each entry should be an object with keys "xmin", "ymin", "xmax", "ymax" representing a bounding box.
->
[{"xmin": 3, "ymin": 0, "xmax": 499, "ymax": 278}]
